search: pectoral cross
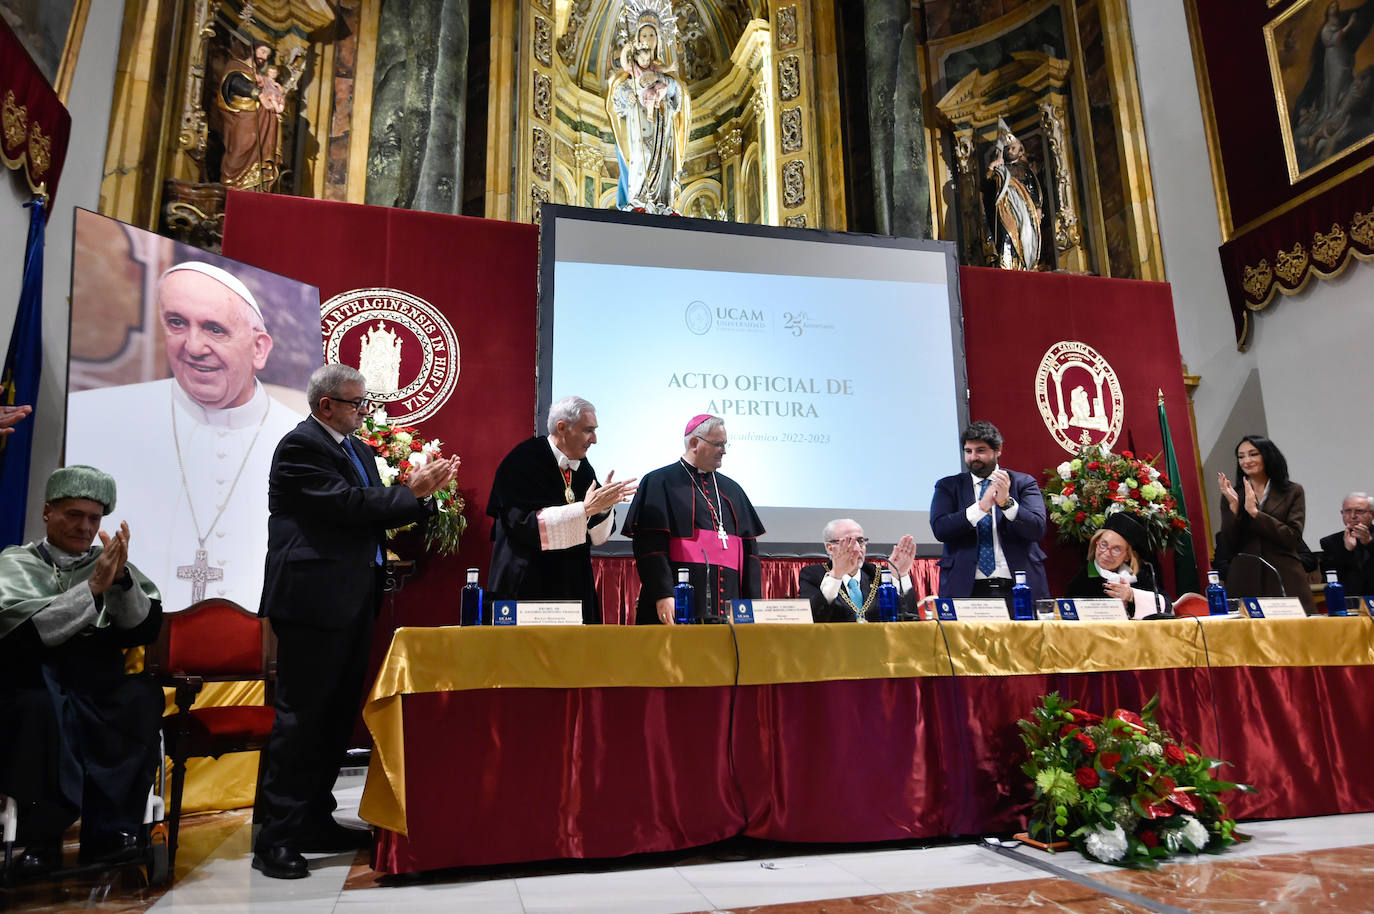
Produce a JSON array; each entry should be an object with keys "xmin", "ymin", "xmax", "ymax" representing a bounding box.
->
[
  {"xmin": 717, "ymin": 525, "xmax": 729, "ymax": 547},
  {"xmin": 177, "ymin": 548, "xmax": 224, "ymax": 602}
]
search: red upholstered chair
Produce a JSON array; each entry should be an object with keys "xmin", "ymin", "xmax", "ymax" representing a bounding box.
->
[
  {"xmin": 145, "ymin": 598, "xmax": 276, "ymax": 869},
  {"xmin": 1172, "ymin": 592, "xmax": 1210, "ymax": 618}
]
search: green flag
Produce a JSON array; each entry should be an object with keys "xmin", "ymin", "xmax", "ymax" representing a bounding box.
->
[{"xmin": 1158, "ymin": 392, "xmax": 1200, "ymax": 593}]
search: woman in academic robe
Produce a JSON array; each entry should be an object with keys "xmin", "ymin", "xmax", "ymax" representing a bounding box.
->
[
  {"xmin": 1065, "ymin": 512, "xmax": 1168, "ymax": 619},
  {"xmin": 1213, "ymin": 435, "xmax": 1315, "ymax": 613}
]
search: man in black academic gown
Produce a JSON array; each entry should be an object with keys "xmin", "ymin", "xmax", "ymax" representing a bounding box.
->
[
  {"xmin": 487, "ymin": 396, "xmax": 637, "ymax": 624},
  {"xmin": 623, "ymin": 414, "xmax": 765, "ymax": 624},
  {"xmin": 797, "ymin": 518, "xmax": 920, "ymax": 622},
  {"xmin": 0, "ymin": 465, "xmax": 164, "ymax": 876},
  {"xmin": 1320, "ymin": 491, "xmax": 1374, "ymax": 595}
]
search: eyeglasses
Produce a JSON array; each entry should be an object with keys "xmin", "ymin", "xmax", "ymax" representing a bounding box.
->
[
  {"xmin": 696, "ymin": 437, "xmax": 728, "ymax": 451},
  {"xmin": 1096, "ymin": 542, "xmax": 1127, "ymax": 556},
  {"xmin": 328, "ymin": 395, "xmax": 373, "ymax": 412},
  {"xmin": 1341, "ymin": 508, "xmax": 1372, "ymax": 516},
  {"xmin": 827, "ymin": 537, "xmax": 870, "ymax": 546}
]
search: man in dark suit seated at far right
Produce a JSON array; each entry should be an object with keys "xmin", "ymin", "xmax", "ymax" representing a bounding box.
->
[
  {"xmin": 1320, "ymin": 491, "xmax": 1374, "ymax": 595},
  {"xmin": 797, "ymin": 519, "xmax": 919, "ymax": 622}
]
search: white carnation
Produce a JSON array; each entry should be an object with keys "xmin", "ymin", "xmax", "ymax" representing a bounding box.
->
[
  {"xmin": 408, "ymin": 450, "xmax": 430, "ymax": 469},
  {"xmin": 1117, "ymin": 482, "xmax": 1130, "ymax": 497},
  {"xmin": 423, "ymin": 438, "xmax": 443, "ymax": 455},
  {"xmin": 1178, "ymin": 815, "xmax": 1208, "ymax": 852},
  {"xmin": 374, "ymin": 456, "xmax": 398, "ymax": 486},
  {"xmin": 1057, "ymin": 461, "xmax": 1073, "ymax": 481},
  {"xmin": 1083, "ymin": 823, "xmax": 1128, "ymax": 863},
  {"xmin": 1141, "ymin": 741, "xmax": 1163, "ymax": 758}
]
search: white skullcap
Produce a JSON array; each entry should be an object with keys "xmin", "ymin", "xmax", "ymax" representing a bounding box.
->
[{"xmin": 161, "ymin": 261, "xmax": 263, "ymax": 320}]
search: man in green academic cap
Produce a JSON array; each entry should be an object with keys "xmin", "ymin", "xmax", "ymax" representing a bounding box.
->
[{"xmin": 0, "ymin": 466, "xmax": 163, "ymax": 876}]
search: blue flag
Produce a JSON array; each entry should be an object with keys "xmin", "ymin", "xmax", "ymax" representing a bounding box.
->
[{"xmin": 0, "ymin": 199, "xmax": 47, "ymax": 547}]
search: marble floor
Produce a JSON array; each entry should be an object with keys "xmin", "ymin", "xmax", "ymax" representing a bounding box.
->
[{"xmin": 4, "ymin": 777, "xmax": 1374, "ymax": 913}]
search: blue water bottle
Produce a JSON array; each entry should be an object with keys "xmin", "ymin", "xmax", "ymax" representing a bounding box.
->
[
  {"xmin": 1205, "ymin": 570, "xmax": 1229, "ymax": 615},
  {"xmin": 877, "ymin": 568, "xmax": 900, "ymax": 622},
  {"xmin": 1011, "ymin": 570, "xmax": 1034, "ymax": 620},
  {"xmin": 1325, "ymin": 570, "xmax": 1348, "ymax": 616},
  {"xmin": 460, "ymin": 567, "xmax": 483, "ymax": 625},
  {"xmin": 673, "ymin": 568, "xmax": 696, "ymax": 625}
]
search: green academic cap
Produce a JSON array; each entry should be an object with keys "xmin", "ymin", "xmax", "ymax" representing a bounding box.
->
[{"xmin": 44, "ymin": 465, "xmax": 117, "ymax": 515}]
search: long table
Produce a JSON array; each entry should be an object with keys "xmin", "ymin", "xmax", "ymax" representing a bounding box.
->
[{"xmin": 360, "ymin": 617, "xmax": 1374, "ymax": 875}]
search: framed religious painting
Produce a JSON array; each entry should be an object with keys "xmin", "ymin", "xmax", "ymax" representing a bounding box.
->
[
  {"xmin": 0, "ymin": 0, "xmax": 90, "ymax": 102},
  {"xmin": 1264, "ymin": 0, "xmax": 1374, "ymax": 183}
]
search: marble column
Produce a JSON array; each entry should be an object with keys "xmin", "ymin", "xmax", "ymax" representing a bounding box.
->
[
  {"xmin": 366, "ymin": 0, "xmax": 469, "ymax": 213},
  {"xmin": 862, "ymin": 0, "xmax": 931, "ymax": 239}
]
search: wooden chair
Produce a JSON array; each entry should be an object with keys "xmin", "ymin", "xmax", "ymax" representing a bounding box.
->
[{"xmin": 145, "ymin": 598, "xmax": 276, "ymax": 870}]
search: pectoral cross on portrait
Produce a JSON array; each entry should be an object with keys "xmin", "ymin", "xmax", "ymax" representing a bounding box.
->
[{"xmin": 177, "ymin": 548, "xmax": 224, "ymax": 602}]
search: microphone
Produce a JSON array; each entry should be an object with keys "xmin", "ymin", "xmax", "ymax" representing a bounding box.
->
[
  {"xmin": 1141, "ymin": 559, "xmax": 1170, "ymax": 619},
  {"xmin": 1235, "ymin": 551, "xmax": 1287, "ymax": 597},
  {"xmin": 699, "ymin": 545, "xmax": 720, "ymax": 624}
]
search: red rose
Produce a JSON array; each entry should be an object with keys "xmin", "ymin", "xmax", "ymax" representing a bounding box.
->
[
  {"xmin": 412, "ymin": 441, "xmax": 423, "ymax": 451},
  {"xmin": 399, "ymin": 460, "xmax": 411, "ymax": 471},
  {"xmin": 1172, "ymin": 517, "xmax": 1188, "ymax": 530},
  {"xmin": 1060, "ymin": 723, "xmax": 1077, "ymax": 739},
  {"xmin": 1140, "ymin": 830, "xmax": 1158, "ymax": 848},
  {"xmin": 1164, "ymin": 744, "xmax": 1187, "ymax": 765},
  {"xmin": 1098, "ymin": 751, "xmax": 1121, "ymax": 773},
  {"xmin": 1087, "ymin": 461, "xmax": 1100, "ymax": 470},
  {"xmin": 1075, "ymin": 731, "xmax": 1096, "ymax": 753},
  {"xmin": 1075, "ymin": 767, "xmax": 1099, "ymax": 789},
  {"xmin": 1121, "ymin": 450, "xmax": 1135, "ymax": 459},
  {"xmin": 1075, "ymin": 512, "xmax": 1087, "ymax": 523},
  {"xmin": 1070, "ymin": 708, "xmax": 1102, "ymax": 724}
]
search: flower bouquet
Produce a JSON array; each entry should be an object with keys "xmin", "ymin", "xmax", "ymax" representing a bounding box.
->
[
  {"xmin": 1042, "ymin": 445, "xmax": 1189, "ymax": 554},
  {"xmin": 355, "ymin": 411, "xmax": 466, "ymax": 555},
  {"xmin": 1018, "ymin": 692, "xmax": 1252, "ymax": 865}
]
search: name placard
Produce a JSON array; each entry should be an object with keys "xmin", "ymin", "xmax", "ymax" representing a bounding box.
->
[
  {"xmin": 732, "ymin": 599, "xmax": 812, "ymax": 624},
  {"xmin": 1362, "ymin": 597, "xmax": 1374, "ymax": 616},
  {"xmin": 1055, "ymin": 598, "xmax": 1129, "ymax": 622},
  {"xmin": 934, "ymin": 598, "xmax": 1010, "ymax": 621},
  {"xmin": 490, "ymin": 600, "xmax": 584, "ymax": 626},
  {"xmin": 1240, "ymin": 597, "xmax": 1306, "ymax": 619}
]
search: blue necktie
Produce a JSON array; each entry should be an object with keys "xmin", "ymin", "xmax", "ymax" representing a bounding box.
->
[
  {"xmin": 342, "ymin": 438, "xmax": 384, "ymax": 566},
  {"xmin": 977, "ymin": 478, "xmax": 996, "ymax": 575},
  {"xmin": 846, "ymin": 577, "xmax": 863, "ymax": 611}
]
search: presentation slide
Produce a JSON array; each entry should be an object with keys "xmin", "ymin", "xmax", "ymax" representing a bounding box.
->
[{"xmin": 539, "ymin": 207, "xmax": 966, "ymax": 551}]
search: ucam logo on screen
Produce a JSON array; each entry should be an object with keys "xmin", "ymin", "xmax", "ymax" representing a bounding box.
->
[{"xmin": 684, "ymin": 299, "xmax": 767, "ymax": 334}]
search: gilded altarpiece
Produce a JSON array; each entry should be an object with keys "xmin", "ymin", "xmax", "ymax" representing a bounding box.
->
[{"xmin": 493, "ymin": 0, "xmax": 845, "ymax": 229}]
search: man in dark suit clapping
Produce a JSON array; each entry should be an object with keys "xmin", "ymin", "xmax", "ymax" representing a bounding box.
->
[
  {"xmin": 252, "ymin": 364, "xmax": 458, "ymax": 879},
  {"xmin": 797, "ymin": 519, "xmax": 919, "ymax": 622},
  {"xmin": 930, "ymin": 421, "xmax": 1048, "ymax": 606}
]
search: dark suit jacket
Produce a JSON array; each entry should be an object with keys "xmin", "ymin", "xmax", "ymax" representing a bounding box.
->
[
  {"xmin": 1214, "ymin": 482, "xmax": 1313, "ymax": 613},
  {"xmin": 797, "ymin": 561, "xmax": 919, "ymax": 622},
  {"xmin": 1320, "ymin": 530, "xmax": 1374, "ymax": 595},
  {"xmin": 259, "ymin": 417, "xmax": 432, "ymax": 630},
  {"xmin": 930, "ymin": 468, "xmax": 1049, "ymax": 599}
]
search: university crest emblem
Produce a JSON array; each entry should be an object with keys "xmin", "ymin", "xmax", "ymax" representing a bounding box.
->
[
  {"xmin": 1035, "ymin": 340, "xmax": 1123, "ymax": 454},
  {"xmin": 320, "ymin": 288, "xmax": 459, "ymax": 424}
]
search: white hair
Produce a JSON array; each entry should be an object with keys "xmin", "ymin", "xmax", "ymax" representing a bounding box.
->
[
  {"xmin": 548, "ymin": 396, "xmax": 594, "ymax": 434},
  {"xmin": 307, "ymin": 364, "xmax": 366, "ymax": 415},
  {"xmin": 1344, "ymin": 491, "xmax": 1373, "ymax": 508},
  {"xmin": 822, "ymin": 518, "xmax": 860, "ymax": 543},
  {"xmin": 683, "ymin": 415, "xmax": 724, "ymax": 449}
]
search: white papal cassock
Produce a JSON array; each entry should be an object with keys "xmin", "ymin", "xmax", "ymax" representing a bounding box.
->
[{"xmin": 65, "ymin": 377, "xmax": 302, "ymax": 612}]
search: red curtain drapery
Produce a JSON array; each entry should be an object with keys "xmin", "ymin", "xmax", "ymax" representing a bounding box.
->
[
  {"xmin": 373, "ymin": 662, "xmax": 1374, "ymax": 874},
  {"xmin": 0, "ymin": 18, "xmax": 71, "ymax": 201}
]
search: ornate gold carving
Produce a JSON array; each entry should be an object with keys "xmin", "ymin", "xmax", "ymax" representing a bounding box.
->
[
  {"xmin": 533, "ymin": 72, "xmax": 552, "ymax": 122},
  {"xmin": 573, "ymin": 142, "xmax": 604, "ymax": 174},
  {"xmin": 951, "ymin": 128, "xmax": 986, "ymax": 265},
  {"xmin": 1242, "ymin": 259, "xmax": 1273, "ymax": 301},
  {"xmin": 178, "ymin": 0, "xmax": 213, "ymax": 160},
  {"xmin": 556, "ymin": 0, "xmax": 590, "ymax": 64},
  {"xmin": 3, "ymin": 91, "xmax": 28, "ymax": 147},
  {"xmin": 674, "ymin": 2, "xmax": 716, "ymax": 81},
  {"xmin": 1273, "ymin": 242, "xmax": 1309, "ymax": 286},
  {"xmin": 782, "ymin": 160, "xmax": 805, "ymax": 208},
  {"xmin": 532, "ymin": 127, "xmax": 551, "ymax": 181},
  {"xmin": 532, "ymin": 185, "xmax": 550, "ymax": 225},
  {"xmin": 778, "ymin": 55, "xmax": 801, "ymax": 101},
  {"xmin": 1039, "ymin": 100, "xmax": 1082, "ymax": 252},
  {"xmin": 27, "ymin": 123, "xmax": 50, "ymax": 178},
  {"xmin": 1311, "ymin": 223, "xmax": 1347, "ymax": 270},
  {"xmin": 780, "ymin": 107, "xmax": 803, "ymax": 153},
  {"xmin": 1352, "ymin": 210, "xmax": 1374, "ymax": 248},
  {"xmin": 777, "ymin": 6, "xmax": 799, "ymax": 48},
  {"xmin": 785, "ymin": 214, "xmax": 807, "ymax": 228},
  {"xmin": 533, "ymin": 17, "xmax": 552, "ymax": 68},
  {"xmin": 531, "ymin": 0, "xmax": 551, "ymax": 14},
  {"xmin": 715, "ymin": 128, "xmax": 742, "ymax": 161}
]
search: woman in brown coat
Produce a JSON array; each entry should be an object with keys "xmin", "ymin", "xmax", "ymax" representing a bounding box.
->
[{"xmin": 1215, "ymin": 435, "xmax": 1315, "ymax": 613}]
